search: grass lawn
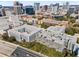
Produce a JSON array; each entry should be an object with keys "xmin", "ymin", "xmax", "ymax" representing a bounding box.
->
[{"xmin": 19, "ymin": 41, "xmax": 63, "ymax": 57}]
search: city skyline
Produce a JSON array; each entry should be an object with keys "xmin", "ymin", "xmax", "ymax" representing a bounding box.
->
[{"xmin": 0, "ymin": 1, "xmax": 79, "ymax": 6}]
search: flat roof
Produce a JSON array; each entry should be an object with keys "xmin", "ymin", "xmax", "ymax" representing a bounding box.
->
[
  {"xmin": 9, "ymin": 24, "xmax": 42, "ymax": 35},
  {"xmin": 47, "ymin": 26, "xmax": 65, "ymax": 32}
]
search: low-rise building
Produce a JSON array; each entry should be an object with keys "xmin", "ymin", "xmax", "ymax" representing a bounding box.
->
[
  {"xmin": 0, "ymin": 15, "xmax": 23, "ymax": 34},
  {"xmin": 37, "ymin": 26, "xmax": 77, "ymax": 52},
  {"xmin": 8, "ymin": 15, "xmax": 23, "ymax": 27},
  {"xmin": 8, "ymin": 24, "xmax": 42, "ymax": 42},
  {"xmin": 20, "ymin": 15, "xmax": 38, "ymax": 25},
  {"xmin": 43, "ymin": 19, "xmax": 68, "ymax": 27},
  {"xmin": 76, "ymin": 19, "xmax": 79, "ymax": 24},
  {"xmin": 47, "ymin": 26, "xmax": 66, "ymax": 34},
  {"xmin": 0, "ymin": 17, "xmax": 10, "ymax": 34}
]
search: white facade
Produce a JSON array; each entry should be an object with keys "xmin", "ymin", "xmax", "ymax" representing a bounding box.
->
[
  {"xmin": 8, "ymin": 24, "xmax": 42, "ymax": 42},
  {"xmin": 51, "ymin": 3, "xmax": 59, "ymax": 14},
  {"xmin": 8, "ymin": 15, "xmax": 23, "ymax": 27},
  {"xmin": 0, "ymin": 30, "xmax": 6, "ymax": 35},
  {"xmin": 76, "ymin": 19, "xmax": 79, "ymax": 24},
  {"xmin": 47, "ymin": 26, "xmax": 66, "ymax": 34},
  {"xmin": 5, "ymin": 9, "xmax": 13, "ymax": 16},
  {"xmin": 34, "ymin": 3, "xmax": 40, "ymax": 12},
  {"xmin": 38, "ymin": 29, "xmax": 65, "ymax": 52},
  {"xmin": 70, "ymin": 13, "xmax": 77, "ymax": 18},
  {"xmin": 0, "ymin": 15, "xmax": 23, "ymax": 35},
  {"xmin": 63, "ymin": 2, "xmax": 69, "ymax": 10},
  {"xmin": 37, "ymin": 26, "xmax": 77, "ymax": 52},
  {"xmin": 0, "ymin": 17, "xmax": 10, "ymax": 31}
]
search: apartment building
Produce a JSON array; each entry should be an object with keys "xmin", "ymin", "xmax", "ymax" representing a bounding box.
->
[
  {"xmin": 37, "ymin": 26, "xmax": 77, "ymax": 52},
  {"xmin": 8, "ymin": 24, "xmax": 42, "ymax": 42},
  {"xmin": 0, "ymin": 15, "xmax": 23, "ymax": 34}
]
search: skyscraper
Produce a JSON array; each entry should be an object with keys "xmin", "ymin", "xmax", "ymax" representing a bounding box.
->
[
  {"xmin": 51, "ymin": 3, "xmax": 59, "ymax": 14},
  {"xmin": 67, "ymin": 6, "xmax": 76, "ymax": 15},
  {"xmin": 34, "ymin": 3, "xmax": 40, "ymax": 12},
  {"xmin": 0, "ymin": 5, "xmax": 6, "ymax": 16},
  {"xmin": 25, "ymin": 6, "xmax": 35, "ymax": 15},
  {"xmin": 63, "ymin": 2, "xmax": 69, "ymax": 10},
  {"xmin": 49, "ymin": 4, "xmax": 53, "ymax": 11},
  {"xmin": 13, "ymin": 1, "xmax": 23, "ymax": 15},
  {"xmin": 43, "ymin": 5, "xmax": 48, "ymax": 11}
]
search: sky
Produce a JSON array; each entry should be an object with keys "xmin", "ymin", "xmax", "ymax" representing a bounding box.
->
[{"xmin": 0, "ymin": 1, "xmax": 79, "ymax": 6}]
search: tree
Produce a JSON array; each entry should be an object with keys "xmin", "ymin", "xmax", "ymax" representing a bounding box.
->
[
  {"xmin": 55, "ymin": 17, "xmax": 66, "ymax": 21},
  {"xmin": 32, "ymin": 15, "xmax": 36, "ymax": 18},
  {"xmin": 65, "ymin": 27, "xmax": 75, "ymax": 35},
  {"xmin": 62, "ymin": 48, "xmax": 72, "ymax": 57},
  {"xmin": 8, "ymin": 36, "xmax": 16, "ymax": 42},
  {"xmin": 69, "ymin": 18, "xmax": 75, "ymax": 23},
  {"xmin": 2, "ymin": 33, "xmax": 9, "ymax": 40},
  {"xmin": 41, "ymin": 23, "xmax": 49, "ymax": 29},
  {"xmin": 77, "ymin": 38, "xmax": 79, "ymax": 44},
  {"xmin": 73, "ymin": 23, "xmax": 79, "ymax": 27}
]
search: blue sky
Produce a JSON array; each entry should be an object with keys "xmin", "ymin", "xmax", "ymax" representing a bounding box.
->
[{"xmin": 0, "ymin": 1, "xmax": 79, "ymax": 6}]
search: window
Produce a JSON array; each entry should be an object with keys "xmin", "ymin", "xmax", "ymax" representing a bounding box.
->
[
  {"xmin": 41, "ymin": 35, "xmax": 43, "ymax": 37},
  {"xmin": 52, "ymin": 40, "xmax": 54, "ymax": 42}
]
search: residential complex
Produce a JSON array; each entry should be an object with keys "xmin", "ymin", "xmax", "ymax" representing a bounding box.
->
[{"xmin": 8, "ymin": 24, "xmax": 42, "ymax": 42}]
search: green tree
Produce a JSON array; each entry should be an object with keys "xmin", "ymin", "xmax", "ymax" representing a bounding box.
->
[
  {"xmin": 32, "ymin": 15, "xmax": 36, "ymax": 18},
  {"xmin": 77, "ymin": 38, "xmax": 79, "ymax": 44},
  {"xmin": 2, "ymin": 33, "xmax": 9, "ymax": 40},
  {"xmin": 41, "ymin": 23, "xmax": 50, "ymax": 29},
  {"xmin": 55, "ymin": 17, "xmax": 66, "ymax": 21},
  {"xmin": 8, "ymin": 36, "xmax": 16, "ymax": 42},
  {"xmin": 65, "ymin": 27, "xmax": 75, "ymax": 35}
]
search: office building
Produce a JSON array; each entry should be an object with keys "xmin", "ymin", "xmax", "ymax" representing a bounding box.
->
[
  {"xmin": 0, "ymin": 5, "xmax": 6, "ymax": 16},
  {"xmin": 49, "ymin": 4, "xmax": 53, "ymax": 12},
  {"xmin": 25, "ymin": 6, "xmax": 35, "ymax": 15},
  {"xmin": 34, "ymin": 3, "xmax": 40, "ymax": 12},
  {"xmin": 43, "ymin": 5, "xmax": 48, "ymax": 11},
  {"xmin": 13, "ymin": 1, "xmax": 23, "ymax": 15},
  {"xmin": 67, "ymin": 6, "xmax": 76, "ymax": 15},
  {"xmin": 5, "ymin": 8, "xmax": 13, "ymax": 16},
  {"xmin": 63, "ymin": 2, "xmax": 69, "ymax": 10},
  {"xmin": 51, "ymin": 3, "xmax": 59, "ymax": 14}
]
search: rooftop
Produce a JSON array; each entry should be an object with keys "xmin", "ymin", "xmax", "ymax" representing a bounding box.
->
[
  {"xmin": 9, "ymin": 24, "xmax": 42, "ymax": 35},
  {"xmin": 47, "ymin": 26, "xmax": 66, "ymax": 33},
  {"xmin": 43, "ymin": 19, "xmax": 68, "ymax": 26}
]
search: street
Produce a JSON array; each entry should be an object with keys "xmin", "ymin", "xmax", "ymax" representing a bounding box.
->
[
  {"xmin": 0, "ymin": 35, "xmax": 45, "ymax": 57},
  {"xmin": 11, "ymin": 47, "xmax": 43, "ymax": 57}
]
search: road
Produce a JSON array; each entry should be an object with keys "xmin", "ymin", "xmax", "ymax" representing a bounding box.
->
[
  {"xmin": 0, "ymin": 35, "xmax": 46, "ymax": 57},
  {"xmin": 0, "ymin": 40, "xmax": 45, "ymax": 57},
  {"xmin": 0, "ymin": 40, "xmax": 17, "ymax": 57},
  {"xmin": 11, "ymin": 47, "xmax": 43, "ymax": 57}
]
